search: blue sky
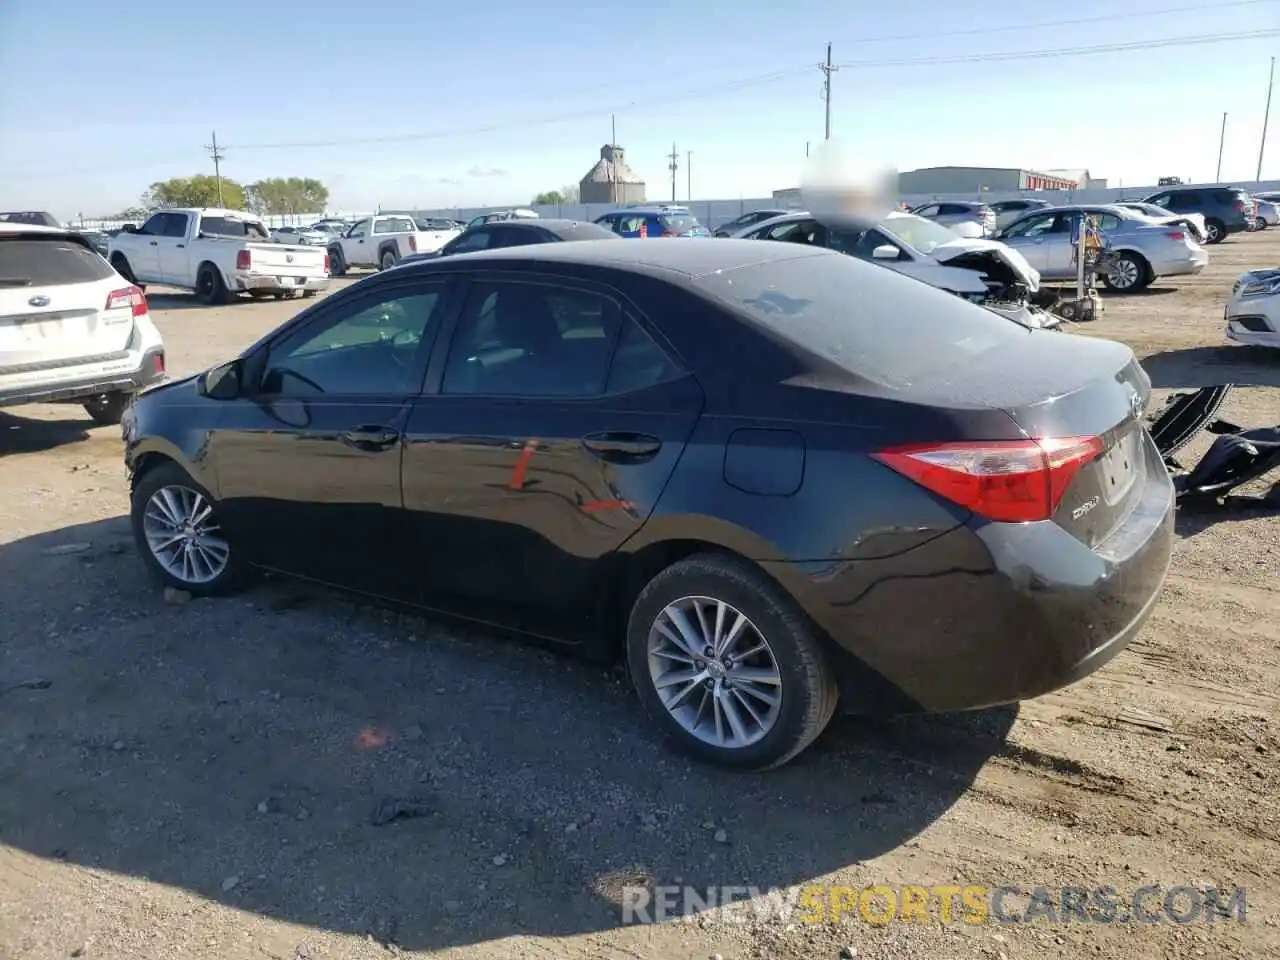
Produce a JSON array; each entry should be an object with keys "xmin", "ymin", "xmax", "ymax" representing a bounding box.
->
[{"xmin": 1, "ymin": 0, "xmax": 1277, "ymax": 218}]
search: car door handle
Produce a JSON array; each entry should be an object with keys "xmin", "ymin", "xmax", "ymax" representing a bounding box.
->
[
  {"xmin": 582, "ymin": 432, "xmax": 661, "ymax": 462},
  {"xmin": 340, "ymin": 426, "xmax": 400, "ymax": 452},
  {"xmin": 149, "ymin": 241, "xmax": 158, "ymax": 246},
  {"xmin": 176, "ymin": 243, "xmax": 185, "ymax": 248}
]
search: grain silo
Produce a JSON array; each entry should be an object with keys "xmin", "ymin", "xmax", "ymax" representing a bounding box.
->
[{"xmin": 579, "ymin": 144, "xmax": 646, "ymax": 205}]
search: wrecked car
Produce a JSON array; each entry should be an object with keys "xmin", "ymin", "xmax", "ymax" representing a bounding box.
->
[
  {"xmin": 1225, "ymin": 267, "xmax": 1280, "ymax": 349},
  {"xmin": 1148, "ymin": 384, "xmax": 1280, "ymax": 506},
  {"xmin": 733, "ymin": 210, "xmax": 1061, "ymax": 328}
]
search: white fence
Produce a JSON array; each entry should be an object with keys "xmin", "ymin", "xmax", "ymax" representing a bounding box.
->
[{"xmin": 71, "ymin": 178, "xmax": 1280, "ymax": 235}]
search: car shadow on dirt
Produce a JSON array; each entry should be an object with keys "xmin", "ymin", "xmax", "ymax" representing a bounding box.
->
[
  {"xmin": 0, "ymin": 410, "xmax": 93, "ymax": 453},
  {"xmin": 1140, "ymin": 345, "xmax": 1280, "ymax": 389},
  {"xmin": 0, "ymin": 516, "xmax": 1015, "ymax": 952}
]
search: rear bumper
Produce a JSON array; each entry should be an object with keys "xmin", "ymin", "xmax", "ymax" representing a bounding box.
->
[
  {"xmin": 0, "ymin": 347, "xmax": 166, "ymax": 406},
  {"xmin": 233, "ymin": 273, "xmax": 329, "ymax": 294},
  {"xmin": 1152, "ymin": 249, "xmax": 1208, "ymax": 277},
  {"xmin": 764, "ymin": 460, "xmax": 1177, "ymax": 714}
]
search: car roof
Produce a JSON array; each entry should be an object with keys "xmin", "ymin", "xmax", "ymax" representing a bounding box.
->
[
  {"xmin": 402, "ymin": 235, "xmax": 834, "ymax": 279},
  {"xmin": 497, "ymin": 219, "xmax": 617, "ymax": 239},
  {"xmin": 0, "ymin": 222, "xmax": 74, "ymax": 237}
]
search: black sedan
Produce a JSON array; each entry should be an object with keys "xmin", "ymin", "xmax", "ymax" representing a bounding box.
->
[
  {"xmin": 121, "ymin": 240, "xmax": 1175, "ymax": 770},
  {"xmin": 398, "ymin": 218, "xmax": 617, "ymax": 265}
]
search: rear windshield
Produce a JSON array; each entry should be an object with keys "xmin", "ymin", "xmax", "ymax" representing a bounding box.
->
[
  {"xmin": 0, "ymin": 237, "xmax": 115, "ymax": 286},
  {"xmin": 692, "ymin": 251, "xmax": 1025, "ymax": 388},
  {"xmin": 659, "ymin": 215, "xmax": 700, "ymax": 233},
  {"xmin": 200, "ymin": 217, "xmax": 270, "ymax": 240}
]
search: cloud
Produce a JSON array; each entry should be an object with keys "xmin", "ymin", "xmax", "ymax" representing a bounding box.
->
[{"xmin": 467, "ymin": 166, "xmax": 507, "ymax": 179}]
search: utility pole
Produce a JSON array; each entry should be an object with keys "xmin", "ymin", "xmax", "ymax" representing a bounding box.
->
[
  {"xmin": 1258, "ymin": 57, "xmax": 1275, "ymax": 181},
  {"xmin": 806, "ymin": 140, "xmax": 811, "ymax": 158},
  {"xmin": 668, "ymin": 143, "xmax": 679, "ymax": 203},
  {"xmin": 205, "ymin": 130, "xmax": 226, "ymax": 206},
  {"xmin": 686, "ymin": 150, "xmax": 692, "ymax": 201},
  {"xmin": 1216, "ymin": 112, "xmax": 1228, "ymax": 182},
  {"xmin": 610, "ymin": 114, "xmax": 617, "ymax": 204},
  {"xmin": 819, "ymin": 43, "xmax": 838, "ymax": 141}
]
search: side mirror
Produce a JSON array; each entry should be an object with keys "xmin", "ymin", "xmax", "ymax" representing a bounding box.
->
[
  {"xmin": 872, "ymin": 244, "xmax": 901, "ymax": 260},
  {"xmin": 199, "ymin": 359, "xmax": 243, "ymax": 400},
  {"xmin": 122, "ymin": 223, "xmax": 138, "ymax": 233}
]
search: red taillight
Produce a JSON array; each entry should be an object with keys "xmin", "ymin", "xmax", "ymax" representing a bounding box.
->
[
  {"xmin": 872, "ymin": 436, "xmax": 1104, "ymax": 523},
  {"xmin": 236, "ymin": 250, "xmax": 251, "ymax": 270},
  {"xmin": 1235, "ymin": 201, "xmax": 1246, "ymax": 212},
  {"xmin": 1165, "ymin": 231, "xmax": 1185, "ymax": 240},
  {"xmin": 105, "ymin": 285, "xmax": 148, "ymax": 318},
  {"xmin": 408, "ymin": 235, "xmax": 418, "ymax": 252},
  {"xmin": 323, "ymin": 253, "xmax": 330, "ymax": 274},
  {"xmin": 661, "ymin": 230, "xmax": 679, "ymax": 237},
  {"xmin": 152, "ymin": 352, "xmax": 165, "ymax": 374}
]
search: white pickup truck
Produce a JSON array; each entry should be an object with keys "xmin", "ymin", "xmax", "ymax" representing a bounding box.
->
[
  {"xmin": 107, "ymin": 208, "xmax": 329, "ymax": 306},
  {"xmin": 327, "ymin": 214, "xmax": 460, "ymax": 275}
]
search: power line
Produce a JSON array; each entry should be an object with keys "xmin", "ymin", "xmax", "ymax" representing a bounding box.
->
[
  {"xmin": 834, "ymin": 0, "xmax": 1277, "ymax": 46},
  {"xmin": 835, "ymin": 29, "xmax": 1280, "ymax": 69},
  {"xmin": 5, "ymin": 27, "xmax": 1279, "ymax": 177}
]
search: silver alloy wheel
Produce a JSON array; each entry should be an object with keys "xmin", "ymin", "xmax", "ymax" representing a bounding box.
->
[
  {"xmin": 142, "ymin": 484, "xmax": 230, "ymax": 585},
  {"xmin": 647, "ymin": 596, "xmax": 783, "ymax": 749},
  {"xmin": 1206, "ymin": 222, "xmax": 1222, "ymax": 243},
  {"xmin": 1107, "ymin": 256, "xmax": 1140, "ymax": 291}
]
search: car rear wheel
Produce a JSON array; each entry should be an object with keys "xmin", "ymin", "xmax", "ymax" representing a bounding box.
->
[
  {"xmin": 1102, "ymin": 252, "xmax": 1149, "ymax": 293},
  {"xmin": 195, "ymin": 265, "xmax": 229, "ymax": 306},
  {"xmin": 1204, "ymin": 219, "xmax": 1225, "ymax": 244},
  {"xmin": 626, "ymin": 552, "xmax": 838, "ymax": 770},
  {"xmin": 380, "ymin": 249, "xmax": 398, "ymax": 270},
  {"xmin": 131, "ymin": 462, "xmax": 243, "ymax": 596},
  {"xmin": 328, "ymin": 247, "xmax": 347, "ymax": 276},
  {"xmin": 82, "ymin": 391, "xmax": 132, "ymax": 426}
]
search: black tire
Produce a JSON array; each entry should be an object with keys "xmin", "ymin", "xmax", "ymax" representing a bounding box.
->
[
  {"xmin": 110, "ymin": 254, "xmax": 142, "ymax": 289},
  {"xmin": 328, "ymin": 246, "xmax": 347, "ymax": 276},
  {"xmin": 625, "ymin": 552, "xmax": 838, "ymax": 770},
  {"xmin": 130, "ymin": 461, "xmax": 246, "ymax": 596},
  {"xmin": 1204, "ymin": 218, "xmax": 1226, "ymax": 244},
  {"xmin": 379, "ymin": 247, "xmax": 399, "ymax": 271},
  {"xmin": 301, "ymin": 289, "xmax": 317, "ymax": 298},
  {"xmin": 195, "ymin": 264, "xmax": 229, "ymax": 306},
  {"xmin": 82, "ymin": 391, "xmax": 132, "ymax": 426},
  {"xmin": 1101, "ymin": 252, "xmax": 1150, "ymax": 293}
]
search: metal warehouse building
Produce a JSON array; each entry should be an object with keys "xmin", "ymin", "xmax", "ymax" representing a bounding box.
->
[{"xmin": 898, "ymin": 166, "xmax": 1080, "ymax": 195}]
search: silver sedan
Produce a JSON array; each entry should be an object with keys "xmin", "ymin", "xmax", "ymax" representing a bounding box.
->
[{"xmin": 995, "ymin": 204, "xmax": 1208, "ymax": 293}]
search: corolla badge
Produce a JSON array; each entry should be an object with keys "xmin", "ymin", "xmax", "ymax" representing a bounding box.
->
[
  {"xmin": 27, "ymin": 295, "xmax": 50, "ymax": 307},
  {"xmin": 1072, "ymin": 496, "xmax": 1100, "ymax": 521}
]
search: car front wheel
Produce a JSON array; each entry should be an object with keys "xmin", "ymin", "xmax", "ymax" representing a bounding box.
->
[
  {"xmin": 626, "ymin": 552, "xmax": 838, "ymax": 770},
  {"xmin": 131, "ymin": 462, "xmax": 243, "ymax": 595}
]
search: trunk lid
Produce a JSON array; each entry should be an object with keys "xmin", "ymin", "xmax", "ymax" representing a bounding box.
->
[
  {"xmin": 0, "ymin": 234, "xmax": 135, "ymax": 370},
  {"xmin": 245, "ymin": 242, "xmax": 327, "ymax": 277}
]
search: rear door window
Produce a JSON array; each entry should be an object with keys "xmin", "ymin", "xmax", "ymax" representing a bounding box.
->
[
  {"xmin": 692, "ymin": 251, "xmax": 1024, "ymax": 388},
  {"xmin": 0, "ymin": 237, "xmax": 116, "ymax": 286}
]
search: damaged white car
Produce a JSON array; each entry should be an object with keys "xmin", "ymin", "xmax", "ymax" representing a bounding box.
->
[
  {"xmin": 1225, "ymin": 267, "xmax": 1280, "ymax": 348},
  {"xmin": 733, "ymin": 210, "xmax": 1060, "ymax": 328}
]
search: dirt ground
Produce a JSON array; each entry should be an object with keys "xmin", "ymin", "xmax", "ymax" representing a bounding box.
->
[{"xmin": 1, "ymin": 236, "xmax": 1278, "ymax": 960}]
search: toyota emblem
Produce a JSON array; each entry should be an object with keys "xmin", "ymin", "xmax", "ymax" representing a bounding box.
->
[{"xmin": 27, "ymin": 295, "xmax": 50, "ymax": 307}]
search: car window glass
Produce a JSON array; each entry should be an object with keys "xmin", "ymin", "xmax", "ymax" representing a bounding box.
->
[
  {"xmin": 605, "ymin": 316, "xmax": 682, "ymax": 394},
  {"xmin": 764, "ymin": 219, "xmax": 814, "ymax": 242},
  {"xmin": 138, "ymin": 213, "xmax": 166, "ymax": 236},
  {"xmin": 825, "ymin": 225, "xmax": 872, "ymax": 257},
  {"xmin": 448, "ymin": 229, "xmax": 494, "ymax": 253},
  {"xmin": 262, "ymin": 286, "xmax": 442, "ymax": 396},
  {"xmin": 1004, "ymin": 214, "xmax": 1055, "ymax": 237},
  {"xmin": 348, "ymin": 219, "xmax": 370, "ymax": 238},
  {"xmin": 442, "ymin": 281, "xmax": 619, "ymax": 397},
  {"xmin": 914, "ymin": 205, "xmax": 939, "ymax": 217},
  {"xmin": 937, "ymin": 203, "xmax": 968, "ymax": 216},
  {"xmin": 1096, "ymin": 214, "xmax": 1122, "ymax": 231},
  {"xmin": 159, "ymin": 213, "xmax": 188, "ymax": 237}
]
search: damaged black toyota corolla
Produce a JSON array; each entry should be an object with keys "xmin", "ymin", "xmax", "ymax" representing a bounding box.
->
[{"xmin": 121, "ymin": 239, "xmax": 1176, "ymax": 770}]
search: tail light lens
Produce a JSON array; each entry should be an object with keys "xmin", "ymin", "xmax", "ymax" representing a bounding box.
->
[
  {"xmin": 152, "ymin": 352, "xmax": 165, "ymax": 374},
  {"xmin": 1235, "ymin": 201, "xmax": 1246, "ymax": 212},
  {"xmin": 105, "ymin": 285, "xmax": 148, "ymax": 318},
  {"xmin": 1165, "ymin": 231, "xmax": 1186, "ymax": 240},
  {"xmin": 661, "ymin": 230, "xmax": 679, "ymax": 237},
  {"xmin": 236, "ymin": 250, "xmax": 251, "ymax": 270},
  {"xmin": 872, "ymin": 436, "xmax": 1104, "ymax": 523},
  {"xmin": 408, "ymin": 235, "xmax": 418, "ymax": 252},
  {"xmin": 323, "ymin": 253, "xmax": 330, "ymax": 274}
]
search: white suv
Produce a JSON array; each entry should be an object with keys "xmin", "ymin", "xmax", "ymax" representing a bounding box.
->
[{"xmin": 1, "ymin": 223, "xmax": 166, "ymax": 424}]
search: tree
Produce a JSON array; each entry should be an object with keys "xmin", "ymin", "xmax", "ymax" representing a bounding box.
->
[
  {"xmin": 103, "ymin": 206, "xmax": 149, "ymax": 222},
  {"xmin": 245, "ymin": 177, "xmax": 330, "ymax": 216},
  {"xmin": 532, "ymin": 184, "xmax": 580, "ymax": 206},
  {"xmin": 142, "ymin": 175, "xmax": 246, "ymax": 210}
]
